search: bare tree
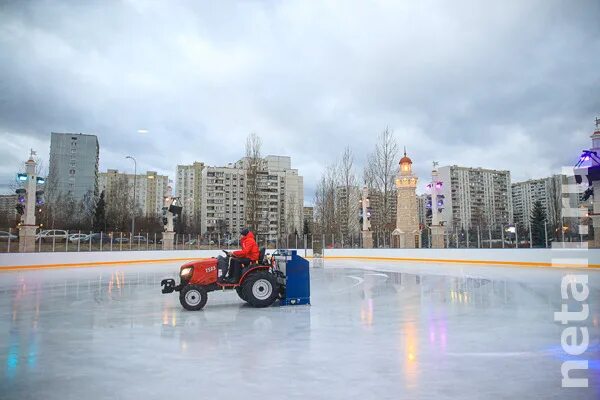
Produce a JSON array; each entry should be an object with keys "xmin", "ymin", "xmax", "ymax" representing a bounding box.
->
[
  {"xmin": 336, "ymin": 146, "xmax": 359, "ymax": 237},
  {"xmin": 313, "ymin": 176, "xmax": 327, "ymax": 235},
  {"xmin": 105, "ymin": 175, "xmax": 132, "ymax": 232},
  {"xmin": 39, "ymin": 156, "xmax": 62, "ymax": 229},
  {"xmin": 78, "ymin": 190, "xmax": 97, "ymax": 228},
  {"xmin": 547, "ymin": 174, "xmax": 564, "ymax": 240},
  {"xmin": 314, "ymin": 164, "xmax": 338, "ymax": 235},
  {"xmin": 364, "ymin": 127, "xmax": 399, "ymax": 233},
  {"xmin": 285, "ymin": 195, "xmax": 299, "ymax": 235},
  {"xmin": 244, "ymin": 132, "xmax": 265, "ymax": 233},
  {"xmin": 215, "ymin": 219, "xmax": 228, "ymax": 237}
]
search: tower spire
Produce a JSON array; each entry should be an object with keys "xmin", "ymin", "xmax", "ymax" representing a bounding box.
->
[{"xmin": 404, "ymin": 146, "xmax": 407, "ymax": 157}]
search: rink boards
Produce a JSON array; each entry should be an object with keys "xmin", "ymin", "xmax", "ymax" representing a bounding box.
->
[{"xmin": 0, "ymin": 248, "xmax": 599, "ymax": 271}]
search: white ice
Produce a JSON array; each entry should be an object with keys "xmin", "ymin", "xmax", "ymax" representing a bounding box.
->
[{"xmin": 0, "ymin": 260, "xmax": 599, "ymax": 400}]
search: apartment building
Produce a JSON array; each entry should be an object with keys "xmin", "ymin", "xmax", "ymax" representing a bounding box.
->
[
  {"xmin": 0, "ymin": 194, "xmax": 18, "ymax": 223},
  {"xmin": 98, "ymin": 169, "xmax": 169, "ymax": 217},
  {"xmin": 47, "ymin": 132, "xmax": 99, "ymax": 203},
  {"xmin": 417, "ymin": 193, "xmax": 432, "ymax": 228},
  {"xmin": 201, "ymin": 164, "xmax": 247, "ymax": 235},
  {"xmin": 177, "ymin": 155, "xmax": 304, "ymax": 238},
  {"xmin": 176, "ymin": 162, "xmax": 205, "ymax": 230},
  {"xmin": 512, "ymin": 175, "xmax": 565, "ymax": 228},
  {"xmin": 438, "ymin": 165, "xmax": 512, "ymax": 229},
  {"xmin": 334, "ymin": 185, "xmax": 361, "ymax": 236}
]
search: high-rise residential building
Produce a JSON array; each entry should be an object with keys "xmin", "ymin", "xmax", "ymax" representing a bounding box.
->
[
  {"xmin": 201, "ymin": 164, "xmax": 246, "ymax": 235},
  {"xmin": 417, "ymin": 194, "xmax": 431, "ymax": 228},
  {"xmin": 334, "ymin": 185, "xmax": 361, "ymax": 236},
  {"xmin": 366, "ymin": 190, "xmax": 397, "ymax": 232},
  {"xmin": 265, "ymin": 155, "xmax": 304, "ymax": 238},
  {"xmin": 438, "ymin": 165, "xmax": 512, "ymax": 230},
  {"xmin": 47, "ymin": 132, "xmax": 99, "ymax": 203},
  {"xmin": 233, "ymin": 155, "xmax": 304, "ymax": 239},
  {"xmin": 512, "ymin": 175, "xmax": 563, "ymax": 229},
  {"xmin": 98, "ymin": 169, "xmax": 169, "ymax": 217},
  {"xmin": 0, "ymin": 194, "xmax": 18, "ymax": 224},
  {"xmin": 176, "ymin": 162, "xmax": 205, "ymax": 230},
  {"xmin": 177, "ymin": 155, "xmax": 304, "ymax": 238}
]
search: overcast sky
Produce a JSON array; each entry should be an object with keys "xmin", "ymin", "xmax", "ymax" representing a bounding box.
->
[{"xmin": 1, "ymin": 0, "xmax": 599, "ymax": 203}]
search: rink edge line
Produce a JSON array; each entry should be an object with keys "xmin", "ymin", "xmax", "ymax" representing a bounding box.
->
[
  {"xmin": 0, "ymin": 257, "xmax": 199, "ymax": 272},
  {"xmin": 0, "ymin": 255, "xmax": 598, "ymax": 271},
  {"xmin": 320, "ymin": 256, "xmax": 599, "ymax": 270}
]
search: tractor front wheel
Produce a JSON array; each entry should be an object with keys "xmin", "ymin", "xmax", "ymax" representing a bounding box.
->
[
  {"xmin": 242, "ymin": 271, "xmax": 279, "ymax": 308},
  {"xmin": 179, "ymin": 285, "xmax": 208, "ymax": 311}
]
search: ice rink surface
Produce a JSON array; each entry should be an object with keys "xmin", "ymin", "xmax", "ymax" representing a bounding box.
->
[{"xmin": 1, "ymin": 259, "xmax": 599, "ymax": 400}]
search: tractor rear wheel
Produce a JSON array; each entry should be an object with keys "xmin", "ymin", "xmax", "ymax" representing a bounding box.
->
[
  {"xmin": 179, "ymin": 285, "xmax": 208, "ymax": 311},
  {"xmin": 242, "ymin": 271, "xmax": 279, "ymax": 308},
  {"xmin": 236, "ymin": 286, "xmax": 248, "ymax": 303}
]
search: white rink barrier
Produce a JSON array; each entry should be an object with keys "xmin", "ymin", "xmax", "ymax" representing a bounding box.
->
[
  {"xmin": 0, "ymin": 249, "xmax": 314, "ymax": 271},
  {"xmin": 320, "ymin": 248, "xmax": 600, "ymax": 269},
  {"xmin": 0, "ymin": 248, "xmax": 598, "ymax": 270},
  {"xmin": 0, "ymin": 250, "xmax": 223, "ymax": 270}
]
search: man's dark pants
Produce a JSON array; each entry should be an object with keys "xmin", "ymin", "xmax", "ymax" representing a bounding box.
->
[{"xmin": 229, "ymin": 257, "xmax": 252, "ymax": 281}]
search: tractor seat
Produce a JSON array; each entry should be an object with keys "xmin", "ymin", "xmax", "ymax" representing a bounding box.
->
[
  {"xmin": 255, "ymin": 247, "xmax": 266, "ymax": 265},
  {"xmin": 240, "ymin": 248, "xmax": 266, "ymax": 270}
]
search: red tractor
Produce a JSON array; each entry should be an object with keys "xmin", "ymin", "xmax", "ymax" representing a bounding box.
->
[{"xmin": 161, "ymin": 249, "xmax": 285, "ymax": 310}]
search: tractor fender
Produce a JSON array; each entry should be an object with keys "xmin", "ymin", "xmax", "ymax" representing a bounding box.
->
[{"xmin": 239, "ymin": 265, "xmax": 271, "ymax": 284}]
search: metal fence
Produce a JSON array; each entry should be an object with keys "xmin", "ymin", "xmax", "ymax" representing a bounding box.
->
[
  {"xmin": 0, "ymin": 229, "xmax": 319, "ymax": 253},
  {"xmin": 0, "ymin": 225, "xmax": 585, "ymax": 253}
]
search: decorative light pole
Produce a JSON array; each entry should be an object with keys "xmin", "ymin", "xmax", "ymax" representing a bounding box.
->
[
  {"xmin": 427, "ymin": 161, "xmax": 446, "ymax": 248},
  {"xmin": 125, "ymin": 155, "xmax": 137, "ymax": 235},
  {"xmin": 359, "ymin": 186, "xmax": 373, "ymax": 248},
  {"xmin": 574, "ymin": 118, "xmax": 600, "ymax": 248},
  {"xmin": 17, "ymin": 150, "xmax": 44, "ymax": 252},
  {"xmin": 161, "ymin": 185, "xmax": 175, "ymax": 250}
]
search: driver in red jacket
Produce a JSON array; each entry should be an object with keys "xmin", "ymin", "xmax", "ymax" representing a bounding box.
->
[{"xmin": 224, "ymin": 228, "xmax": 259, "ymax": 283}]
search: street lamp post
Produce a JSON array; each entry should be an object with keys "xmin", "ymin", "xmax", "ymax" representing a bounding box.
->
[{"xmin": 126, "ymin": 155, "xmax": 137, "ymax": 235}]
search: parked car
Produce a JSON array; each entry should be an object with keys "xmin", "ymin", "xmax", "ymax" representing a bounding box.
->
[
  {"xmin": 68, "ymin": 233, "xmax": 90, "ymax": 243},
  {"xmin": 184, "ymin": 239, "xmax": 199, "ymax": 245},
  {"xmin": 88, "ymin": 233, "xmax": 114, "ymax": 244},
  {"xmin": 224, "ymin": 238, "xmax": 239, "ymax": 246},
  {"xmin": 131, "ymin": 235, "xmax": 154, "ymax": 244},
  {"xmin": 0, "ymin": 230, "xmax": 18, "ymax": 241},
  {"xmin": 113, "ymin": 237, "xmax": 130, "ymax": 244},
  {"xmin": 36, "ymin": 229, "xmax": 68, "ymax": 242}
]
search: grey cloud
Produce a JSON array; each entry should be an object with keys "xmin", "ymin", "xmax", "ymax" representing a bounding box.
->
[{"xmin": 1, "ymin": 0, "xmax": 599, "ymax": 202}]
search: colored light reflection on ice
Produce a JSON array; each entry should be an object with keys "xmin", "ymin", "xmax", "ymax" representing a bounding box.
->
[
  {"xmin": 27, "ymin": 335, "xmax": 38, "ymax": 369},
  {"xmin": 402, "ymin": 321, "xmax": 419, "ymax": 388},
  {"xmin": 427, "ymin": 314, "xmax": 448, "ymax": 353},
  {"xmin": 360, "ymin": 298, "xmax": 373, "ymax": 326},
  {"xmin": 5, "ymin": 341, "xmax": 19, "ymax": 380}
]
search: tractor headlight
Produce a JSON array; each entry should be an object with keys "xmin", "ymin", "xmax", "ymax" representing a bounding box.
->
[{"xmin": 180, "ymin": 267, "xmax": 193, "ymax": 277}]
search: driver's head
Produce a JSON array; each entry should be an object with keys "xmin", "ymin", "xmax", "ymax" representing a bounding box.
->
[{"xmin": 240, "ymin": 227, "xmax": 250, "ymax": 237}]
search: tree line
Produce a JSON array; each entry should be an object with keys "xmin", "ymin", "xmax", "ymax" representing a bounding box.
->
[
  {"xmin": 313, "ymin": 128, "xmax": 399, "ymax": 238},
  {"xmin": 311, "ymin": 127, "xmax": 588, "ymax": 247}
]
